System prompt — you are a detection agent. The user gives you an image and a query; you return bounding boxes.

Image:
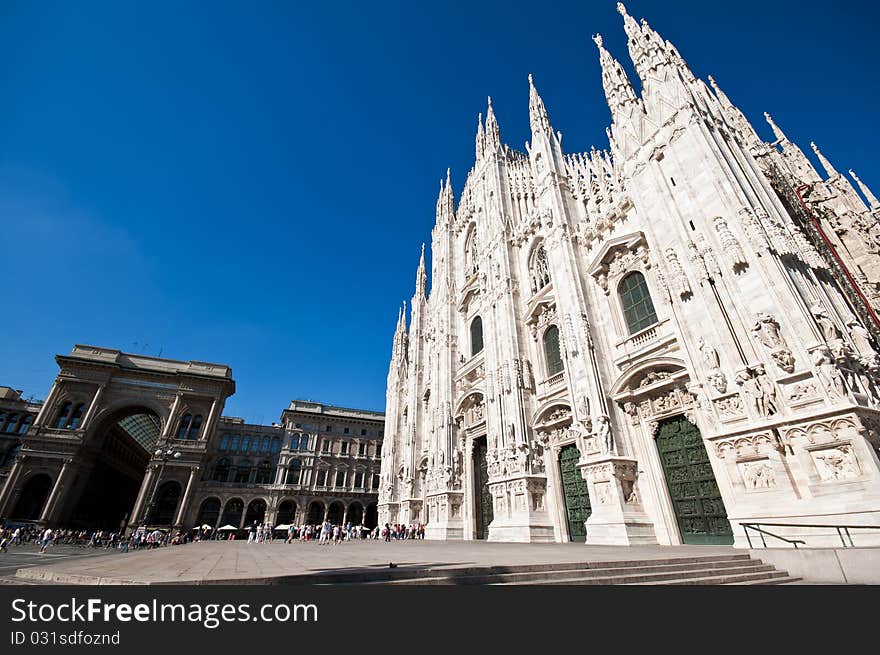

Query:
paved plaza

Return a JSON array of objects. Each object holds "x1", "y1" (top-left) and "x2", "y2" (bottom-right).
[
  {"x1": 10, "y1": 539, "x2": 753, "y2": 584},
  {"x1": 0, "y1": 544, "x2": 126, "y2": 584}
]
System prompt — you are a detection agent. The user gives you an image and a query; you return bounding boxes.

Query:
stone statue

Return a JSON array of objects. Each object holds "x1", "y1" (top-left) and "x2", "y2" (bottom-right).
[
  {"x1": 811, "y1": 304, "x2": 840, "y2": 342},
  {"x1": 847, "y1": 318, "x2": 877, "y2": 359},
  {"x1": 813, "y1": 346, "x2": 846, "y2": 397},
  {"x1": 752, "y1": 312, "x2": 785, "y2": 350},
  {"x1": 754, "y1": 365, "x2": 778, "y2": 417},
  {"x1": 594, "y1": 415, "x2": 615, "y2": 455},
  {"x1": 697, "y1": 337, "x2": 720, "y2": 370}
]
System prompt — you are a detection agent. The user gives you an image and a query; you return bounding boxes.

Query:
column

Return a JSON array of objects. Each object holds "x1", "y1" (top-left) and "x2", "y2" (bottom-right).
[
  {"x1": 38, "y1": 458, "x2": 73, "y2": 524},
  {"x1": 79, "y1": 384, "x2": 106, "y2": 431},
  {"x1": 174, "y1": 466, "x2": 199, "y2": 527},
  {"x1": 0, "y1": 455, "x2": 27, "y2": 516},
  {"x1": 129, "y1": 465, "x2": 157, "y2": 526},
  {"x1": 202, "y1": 398, "x2": 220, "y2": 441},
  {"x1": 33, "y1": 381, "x2": 61, "y2": 428},
  {"x1": 163, "y1": 393, "x2": 183, "y2": 438}
]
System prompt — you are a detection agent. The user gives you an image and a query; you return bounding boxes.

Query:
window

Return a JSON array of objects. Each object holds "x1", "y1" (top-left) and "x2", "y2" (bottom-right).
[
  {"x1": 358, "y1": 443, "x2": 367, "y2": 456},
  {"x1": 261, "y1": 436, "x2": 270, "y2": 453},
  {"x1": 213, "y1": 458, "x2": 231, "y2": 482},
  {"x1": 354, "y1": 471, "x2": 365, "y2": 487},
  {"x1": 543, "y1": 325, "x2": 564, "y2": 377},
  {"x1": 343, "y1": 427, "x2": 350, "y2": 434},
  {"x1": 250, "y1": 437, "x2": 260, "y2": 454},
  {"x1": 220, "y1": 434, "x2": 230, "y2": 451},
  {"x1": 618, "y1": 271, "x2": 658, "y2": 334},
  {"x1": 17, "y1": 414, "x2": 33, "y2": 434},
  {"x1": 68, "y1": 404, "x2": 86, "y2": 429},
  {"x1": 54, "y1": 403, "x2": 72, "y2": 429},
  {"x1": 3, "y1": 413, "x2": 19, "y2": 433},
  {"x1": 470, "y1": 316, "x2": 484, "y2": 356},
  {"x1": 234, "y1": 461, "x2": 252, "y2": 484},
  {"x1": 372, "y1": 473, "x2": 380, "y2": 489},
  {"x1": 376, "y1": 444, "x2": 382, "y2": 458},
  {"x1": 326, "y1": 425, "x2": 332, "y2": 432},
  {"x1": 271, "y1": 437, "x2": 281, "y2": 453},
  {"x1": 316, "y1": 470, "x2": 327, "y2": 486},
  {"x1": 299, "y1": 435, "x2": 310, "y2": 450},
  {"x1": 340, "y1": 442, "x2": 349, "y2": 455},
  {"x1": 187, "y1": 415, "x2": 203, "y2": 439},
  {"x1": 465, "y1": 228, "x2": 478, "y2": 277},
  {"x1": 288, "y1": 434, "x2": 299, "y2": 450},
  {"x1": 287, "y1": 459, "x2": 302, "y2": 485},
  {"x1": 255, "y1": 460, "x2": 274, "y2": 484},
  {"x1": 322, "y1": 440, "x2": 331, "y2": 453},
  {"x1": 360, "y1": 429, "x2": 367, "y2": 436},
  {"x1": 230, "y1": 435, "x2": 240, "y2": 451},
  {"x1": 177, "y1": 414, "x2": 192, "y2": 439},
  {"x1": 530, "y1": 243, "x2": 552, "y2": 295},
  {"x1": 335, "y1": 470, "x2": 346, "y2": 487}
]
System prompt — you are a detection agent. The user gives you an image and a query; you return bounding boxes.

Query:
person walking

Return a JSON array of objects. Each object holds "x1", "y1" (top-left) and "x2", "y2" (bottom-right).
[{"x1": 39, "y1": 527, "x2": 54, "y2": 553}]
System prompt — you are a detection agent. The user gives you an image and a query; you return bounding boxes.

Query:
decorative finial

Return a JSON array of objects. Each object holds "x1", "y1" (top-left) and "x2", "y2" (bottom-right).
[
  {"x1": 528, "y1": 73, "x2": 533, "y2": 85},
  {"x1": 616, "y1": 2, "x2": 628, "y2": 16},
  {"x1": 593, "y1": 33, "x2": 603, "y2": 48},
  {"x1": 487, "y1": 95, "x2": 493, "y2": 108},
  {"x1": 421, "y1": 242, "x2": 425, "y2": 257}
]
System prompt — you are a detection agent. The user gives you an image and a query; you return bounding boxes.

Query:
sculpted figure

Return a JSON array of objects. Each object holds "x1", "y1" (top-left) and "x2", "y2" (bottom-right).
[
  {"x1": 697, "y1": 337, "x2": 720, "y2": 370},
  {"x1": 813, "y1": 346, "x2": 846, "y2": 397},
  {"x1": 752, "y1": 313, "x2": 785, "y2": 350},
  {"x1": 811, "y1": 304, "x2": 841, "y2": 342},
  {"x1": 847, "y1": 318, "x2": 877, "y2": 359},
  {"x1": 594, "y1": 415, "x2": 615, "y2": 455}
]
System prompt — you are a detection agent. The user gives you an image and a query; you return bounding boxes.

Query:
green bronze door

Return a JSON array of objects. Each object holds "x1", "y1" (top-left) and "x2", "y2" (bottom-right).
[
  {"x1": 559, "y1": 444, "x2": 591, "y2": 542},
  {"x1": 657, "y1": 415, "x2": 733, "y2": 545},
  {"x1": 473, "y1": 438, "x2": 493, "y2": 540}
]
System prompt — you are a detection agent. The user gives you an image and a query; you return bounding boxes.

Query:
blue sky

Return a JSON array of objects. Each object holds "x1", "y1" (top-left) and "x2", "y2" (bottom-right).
[{"x1": 1, "y1": 0, "x2": 878, "y2": 421}]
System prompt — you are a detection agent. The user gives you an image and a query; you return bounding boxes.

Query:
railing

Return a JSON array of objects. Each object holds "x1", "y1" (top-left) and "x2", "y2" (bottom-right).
[{"x1": 742, "y1": 522, "x2": 880, "y2": 548}]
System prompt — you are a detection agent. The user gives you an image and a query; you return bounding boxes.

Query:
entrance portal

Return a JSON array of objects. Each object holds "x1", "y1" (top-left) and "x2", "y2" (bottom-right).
[
  {"x1": 10, "y1": 474, "x2": 52, "y2": 520},
  {"x1": 559, "y1": 444, "x2": 591, "y2": 542},
  {"x1": 473, "y1": 437, "x2": 493, "y2": 539},
  {"x1": 657, "y1": 415, "x2": 733, "y2": 545}
]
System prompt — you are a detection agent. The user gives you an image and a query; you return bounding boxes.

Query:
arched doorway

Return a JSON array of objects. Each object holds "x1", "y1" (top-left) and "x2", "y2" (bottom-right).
[
  {"x1": 347, "y1": 502, "x2": 364, "y2": 525},
  {"x1": 365, "y1": 502, "x2": 378, "y2": 529},
  {"x1": 10, "y1": 474, "x2": 52, "y2": 520},
  {"x1": 326, "y1": 501, "x2": 344, "y2": 525},
  {"x1": 306, "y1": 501, "x2": 324, "y2": 525},
  {"x1": 196, "y1": 498, "x2": 221, "y2": 527},
  {"x1": 277, "y1": 500, "x2": 296, "y2": 525},
  {"x1": 220, "y1": 498, "x2": 244, "y2": 527},
  {"x1": 64, "y1": 407, "x2": 162, "y2": 530},
  {"x1": 559, "y1": 444, "x2": 591, "y2": 542},
  {"x1": 473, "y1": 436, "x2": 493, "y2": 539},
  {"x1": 150, "y1": 481, "x2": 181, "y2": 525},
  {"x1": 656, "y1": 415, "x2": 733, "y2": 545},
  {"x1": 243, "y1": 499, "x2": 267, "y2": 526}
]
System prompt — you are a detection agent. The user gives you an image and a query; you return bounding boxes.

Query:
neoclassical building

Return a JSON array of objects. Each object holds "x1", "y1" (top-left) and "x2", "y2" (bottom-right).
[
  {"x1": 0, "y1": 346, "x2": 383, "y2": 532},
  {"x1": 379, "y1": 4, "x2": 880, "y2": 546}
]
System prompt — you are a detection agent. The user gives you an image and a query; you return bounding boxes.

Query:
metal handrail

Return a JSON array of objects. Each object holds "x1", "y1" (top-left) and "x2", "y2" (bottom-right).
[{"x1": 742, "y1": 522, "x2": 880, "y2": 548}]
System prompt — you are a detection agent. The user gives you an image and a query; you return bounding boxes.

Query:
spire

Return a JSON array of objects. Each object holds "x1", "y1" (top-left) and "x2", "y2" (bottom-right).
[
  {"x1": 617, "y1": 2, "x2": 668, "y2": 80},
  {"x1": 475, "y1": 112, "x2": 485, "y2": 160},
  {"x1": 528, "y1": 73, "x2": 553, "y2": 135},
  {"x1": 593, "y1": 33, "x2": 639, "y2": 117},
  {"x1": 415, "y1": 243, "x2": 427, "y2": 297},
  {"x1": 811, "y1": 141, "x2": 840, "y2": 178},
  {"x1": 707, "y1": 75, "x2": 733, "y2": 109},
  {"x1": 436, "y1": 167, "x2": 455, "y2": 222},
  {"x1": 484, "y1": 96, "x2": 502, "y2": 153},
  {"x1": 764, "y1": 112, "x2": 788, "y2": 144},
  {"x1": 850, "y1": 169, "x2": 880, "y2": 210}
]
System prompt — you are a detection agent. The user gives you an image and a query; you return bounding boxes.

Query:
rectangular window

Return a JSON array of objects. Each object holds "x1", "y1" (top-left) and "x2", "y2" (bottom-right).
[
  {"x1": 344, "y1": 427, "x2": 350, "y2": 434},
  {"x1": 361, "y1": 428, "x2": 367, "y2": 436},
  {"x1": 371, "y1": 474, "x2": 380, "y2": 489},
  {"x1": 340, "y1": 442, "x2": 349, "y2": 455},
  {"x1": 335, "y1": 471, "x2": 346, "y2": 487},
  {"x1": 358, "y1": 443, "x2": 367, "y2": 456},
  {"x1": 354, "y1": 471, "x2": 365, "y2": 487},
  {"x1": 322, "y1": 440, "x2": 331, "y2": 453},
  {"x1": 376, "y1": 444, "x2": 382, "y2": 458},
  {"x1": 326, "y1": 425, "x2": 332, "y2": 432},
  {"x1": 316, "y1": 470, "x2": 327, "y2": 486}
]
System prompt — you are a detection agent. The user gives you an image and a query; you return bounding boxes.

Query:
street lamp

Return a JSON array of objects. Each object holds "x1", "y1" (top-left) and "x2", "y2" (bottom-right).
[{"x1": 141, "y1": 447, "x2": 181, "y2": 529}]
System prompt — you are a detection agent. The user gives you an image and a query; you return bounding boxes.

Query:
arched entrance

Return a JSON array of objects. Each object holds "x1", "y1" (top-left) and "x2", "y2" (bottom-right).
[
  {"x1": 244, "y1": 499, "x2": 267, "y2": 526},
  {"x1": 365, "y1": 503, "x2": 378, "y2": 529},
  {"x1": 656, "y1": 415, "x2": 733, "y2": 545},
  {"x1": 277, "y1": 500, "x2": 296, "y2": 525},
  {"x1": 220, "y1": 498, "x2": 244, "y2": 527},
  {"x1": 306, "y1": 501, "x2": 324, "y2": 524},
  {"x1": 473, "y1": 436, "x2": 492, "y2": 539},
  {"x1": 196, "y1": 498, "x2": 221, "y2": 527},
  {"x1": 326, "y1": 501, "x2": 344, "y2": 525},
  {"x1": 347, "y1": 501, "x2": 363, "y2": 525},
  {"x1": 10, "y1": 474, "x2": 52, "y2": 520},
  {"x1": 150, "y1": 481, "x2": 182, "y2": 526},
  {"x1": 64, "y1": 407, "x2": 162, "y2": 531},
  {"x1": 559, "y1": 443, "x2": 591, "y2": 542}
]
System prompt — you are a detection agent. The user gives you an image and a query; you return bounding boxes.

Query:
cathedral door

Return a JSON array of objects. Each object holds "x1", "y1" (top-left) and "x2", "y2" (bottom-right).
[
  {"x1": 473, "y1": 438, "x2": 493, "y2": 539},
  {"x1": 657, "y1": 415, "x2": 733, "y2": 545},
  {"x1": 559, "y1": 444, "x2": 591, "y2": 542}
]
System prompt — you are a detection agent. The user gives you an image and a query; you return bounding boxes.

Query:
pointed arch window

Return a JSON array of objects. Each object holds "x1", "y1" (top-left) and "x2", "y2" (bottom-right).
[
  {"x1": 618, "y1": 271, "x2": 657, "y2": 334},
  {"x1": 470, "y1": 316, "x2": 484, "y2": 357},
  {"x1": 543, "y1": 325, "x2": 564, "y2": 377},
  {"x1": 530, "y1": 243, "x2": 552, "y2": 295}
]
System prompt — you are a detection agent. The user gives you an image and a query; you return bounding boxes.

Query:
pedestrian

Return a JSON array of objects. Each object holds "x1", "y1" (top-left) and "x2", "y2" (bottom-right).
[{"x1": 39, "y1": 527, "x2": 54, "y2": 553}]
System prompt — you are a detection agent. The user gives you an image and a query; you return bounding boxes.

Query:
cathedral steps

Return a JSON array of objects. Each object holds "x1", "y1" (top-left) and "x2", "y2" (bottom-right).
[{"x1": 325, "y1": 554, "x2": 797, "y2": 585}]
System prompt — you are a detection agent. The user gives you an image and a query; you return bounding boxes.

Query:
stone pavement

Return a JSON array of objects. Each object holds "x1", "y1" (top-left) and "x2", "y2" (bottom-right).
[{"x1": 13, "y1": 539, "x2": 747, "y2": 584}]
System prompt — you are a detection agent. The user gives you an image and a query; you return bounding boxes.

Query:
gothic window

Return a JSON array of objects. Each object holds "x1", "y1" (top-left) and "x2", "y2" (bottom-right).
[
  {"x1": 177, "y1": 414, "x2": 192, "y2": 439},
  {"x1": 530, "y1": 244, "x2": 552, "y2": 295},
  {"x1": 618, "y1": 271, "x2": 658, "y2": 334},
  {"x1": 213, "y1": 458, "x2": 231, "y2": 482},
  {"x1": 287, "y1": 459, "x2": 302, "y2": 484},
  {"x1": 186, "y1": 415, "x2": 203, "y2": 439},
  {"x1": 54, "y1": 403, "x2": 72, "y2": 429},
  {"x1": 543, "y1": 325, "x2": 564, "y2": 377},
  {"x1": 471, "y1": 316, "x2": 484, "y2": 356},
  {"x1": 464, "y1": 228, "x2": 478, "y2": 278}
]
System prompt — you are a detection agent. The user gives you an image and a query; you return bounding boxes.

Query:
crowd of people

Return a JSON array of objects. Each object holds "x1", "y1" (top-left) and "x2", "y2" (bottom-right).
[{"x1": 0, "y1": 520, "x2": 428, "y2": 554}]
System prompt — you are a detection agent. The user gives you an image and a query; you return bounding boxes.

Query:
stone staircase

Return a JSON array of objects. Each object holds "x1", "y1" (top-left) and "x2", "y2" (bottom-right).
[{"x1": 312, "y1": 553, "x2": 797, "y2": 585}]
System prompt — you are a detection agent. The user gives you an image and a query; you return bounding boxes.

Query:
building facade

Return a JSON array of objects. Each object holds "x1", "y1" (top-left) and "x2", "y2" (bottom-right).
[
  {"x1": 0, "y1": 346, "x2": 383, "y2": 532},
  {"x1": 380, "y1": 4, "x2": 880, "y2": 547}
]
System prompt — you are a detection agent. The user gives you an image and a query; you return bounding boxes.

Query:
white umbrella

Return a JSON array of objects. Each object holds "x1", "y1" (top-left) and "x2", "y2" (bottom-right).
[
  {"x1": 274, "y1": 524, "x2": 290, "y2": 531},
  {"x1": 217, "y1": 525, "x2": 238, "y2": 531},
  {"x1": 200, "y1": 524, "x2": 213, "y2": 530}
]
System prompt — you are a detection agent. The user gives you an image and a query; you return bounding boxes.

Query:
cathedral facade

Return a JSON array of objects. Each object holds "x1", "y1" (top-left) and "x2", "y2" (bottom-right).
[{"x1": 379, "y1": 3, "x2": 880, "y2": 546}]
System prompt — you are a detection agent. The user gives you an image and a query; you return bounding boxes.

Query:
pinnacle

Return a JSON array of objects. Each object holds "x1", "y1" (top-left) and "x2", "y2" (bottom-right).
[{"x1": 593, "y1": 33, "x2": 603, "y2": 48}]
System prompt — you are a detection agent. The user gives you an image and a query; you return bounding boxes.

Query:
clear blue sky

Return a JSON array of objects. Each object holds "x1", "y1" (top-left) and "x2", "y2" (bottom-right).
[{"x1": 2, "y1": 0, "x2": 878, "y2": 421}]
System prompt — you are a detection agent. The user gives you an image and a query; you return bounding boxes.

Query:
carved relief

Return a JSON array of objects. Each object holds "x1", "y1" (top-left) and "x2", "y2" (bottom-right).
[
  {"x1": 751, "y1": 313, "x2": 794, "y2": 373},
  {"x1": 712, "y1": 216, "x2": 748, "y2": 270},
  {"x1": 811, "y1": 445, "x2": 860, "y2": 482},
  {"x1": 740, "y1": 460, "x2": 776, "y2": 490}
]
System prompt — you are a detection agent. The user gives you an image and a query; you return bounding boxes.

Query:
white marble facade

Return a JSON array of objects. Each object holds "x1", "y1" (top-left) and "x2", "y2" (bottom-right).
[{"x1": 379, "y1": 4, "x2": 880, "y2": 547}]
